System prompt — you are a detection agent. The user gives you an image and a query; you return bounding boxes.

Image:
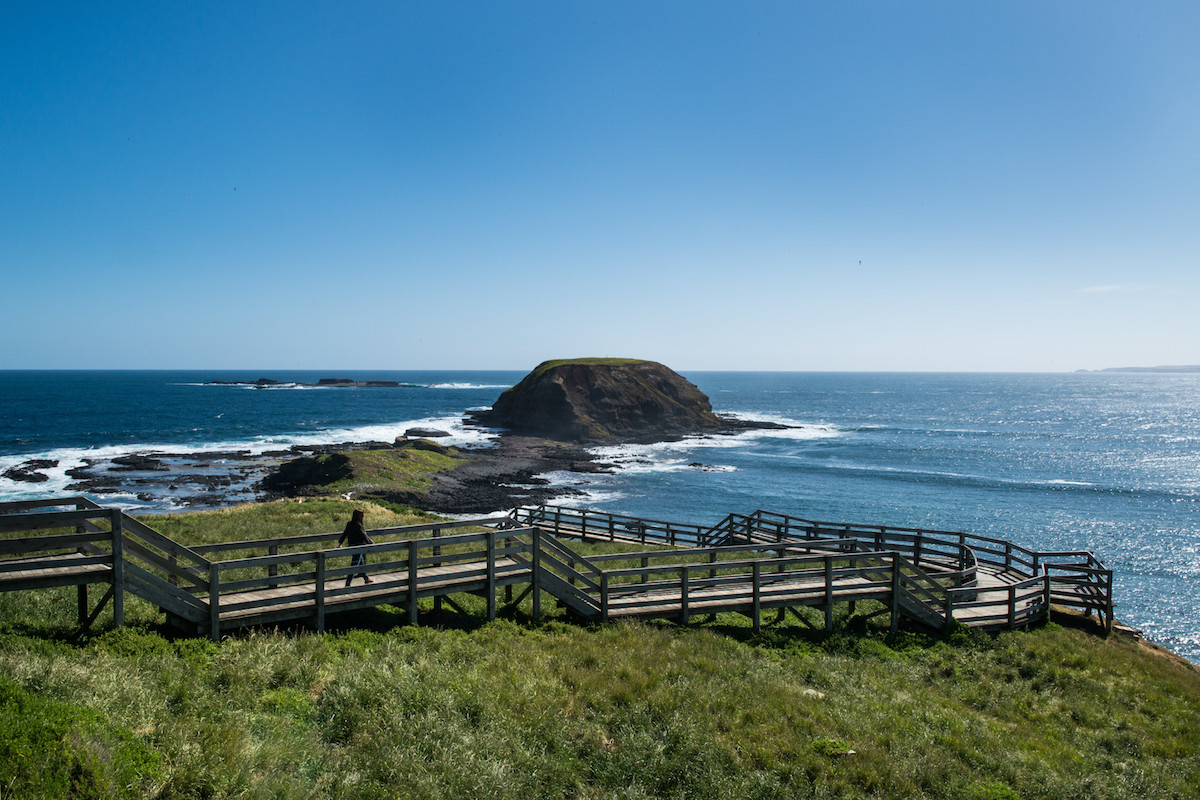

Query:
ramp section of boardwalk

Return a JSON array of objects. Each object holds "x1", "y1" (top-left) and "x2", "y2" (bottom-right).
[
  {"x1": 512, "y1": 505, "x2": 1115, "y2": 631},
  {"x1": 2, "y1": 498, "x2": 1114, "y2": 639}
]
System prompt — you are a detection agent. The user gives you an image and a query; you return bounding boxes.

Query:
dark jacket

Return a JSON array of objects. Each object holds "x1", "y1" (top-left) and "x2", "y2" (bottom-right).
[{"x1": 338, "y1": 520, "x2": 373, "y2": 547}]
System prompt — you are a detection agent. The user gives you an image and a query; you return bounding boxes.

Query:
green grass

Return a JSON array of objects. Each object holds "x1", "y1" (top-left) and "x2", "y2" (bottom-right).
[
  {"x1": 322, "y1": 446, "x2": 463, "y2": 496},
  {"x1": 2, "y1": 503, "x2": 1199, "y2": 799},
  {"x1": 527, "y1": 357, "x2": 653, "y2": 381},
  {"x1": 142, "y1": 498, "x2": 443, "y2": 548},
  {"x1": 266, "y1": 444, "x2": 466, "y2": 503}
]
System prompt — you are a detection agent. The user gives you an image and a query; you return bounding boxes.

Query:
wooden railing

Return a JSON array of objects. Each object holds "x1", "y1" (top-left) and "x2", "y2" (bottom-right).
[
  {"x1": 734, "y1": 509, "x2": 1114, "y2": 629},
  {"x1": 0, "y1": 497, "x2": 210, "y2": 628},
  {"x1": 203, "y1": 524, "x2": 536, "y2": 639},
  {"x1": 2, "y1": 498, "x2": 1114, "y2": 639},
  {"x1": 511, "y1": 505, "x2": 709, "y2": 547},
  {"x1": 510, "y1": 504, "x2": 1115, "y2": 631}
]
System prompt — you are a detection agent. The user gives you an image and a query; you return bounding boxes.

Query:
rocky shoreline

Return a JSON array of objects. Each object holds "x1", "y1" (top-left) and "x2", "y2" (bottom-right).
[{"x1": 4, "y1": 415, "x2": 786, "y2": 514}]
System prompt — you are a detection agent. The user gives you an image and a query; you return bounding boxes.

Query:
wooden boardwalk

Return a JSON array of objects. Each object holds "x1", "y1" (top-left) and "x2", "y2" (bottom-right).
[{"x1": 1, "y1": 498, "x2": 1114, "y2": 640}]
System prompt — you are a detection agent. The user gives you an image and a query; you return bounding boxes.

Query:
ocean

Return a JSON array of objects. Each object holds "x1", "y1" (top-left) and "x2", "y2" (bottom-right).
[{"x1": 2, "y1": 370, "x2": 1197, "y2": 661}]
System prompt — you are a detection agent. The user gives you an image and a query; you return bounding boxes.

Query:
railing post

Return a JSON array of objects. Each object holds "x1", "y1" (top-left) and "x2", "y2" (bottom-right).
[
  {"x1": 601, "y1": 574, "x2": 609, "y2": 623},
  {"x1": 110, "y1": 510, "x2": 125, "y2": 629},
  {"x1": 530, "y1": 527, "x2": 540, "y2": 623},
  {"x1": 890, "y1": 554, "x2": 900, "y2": 632},
  {"x1": 77, "y1": 584, "x2": 88, "y2": 627},
  {"x1": 486, "y1": 531, "x2": 496, "y2": 620},
  {"x1": 75, "y1": 514, "x2": 89, "y2": 624},
  {"x1": 680, "y1": 566, "x2": 690, "y2": 625},
  {"x1": 315, "y1": 551, "x2": 326, "y2": 634},
  {"x1": 268, "y1": 544, "x2": 279, "y2": 588},
  {"x1": 433, "y1": 527, "x2": 443, "y2": 615},
  {"x1": 752, "y1": 561, "x2": 761, "y2": 632},
  {"x1": 1043, "y1": 567, "x2": 1052, "y2": 623},
  {"x1": 1105, "y1": 570, "x2": 1114, "y2": 633},
  {"x1": 1008, "y1": 584, "x2": 1017, "y2": 629},
  {"x1": 209, "y1": 562, "x2": 221, "y2": 641},
  {"x1": 408, "y1": 540, "x2": 419, "y2": 625},
  {"x1": 824, "y1": 554, "x2": 834, "y2": 632}
]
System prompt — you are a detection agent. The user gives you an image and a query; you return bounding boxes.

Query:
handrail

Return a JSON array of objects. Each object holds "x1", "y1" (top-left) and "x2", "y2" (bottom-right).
[
  {"x1": 0, "y1": 498, "x2": 1113, "y2": 638},
  {"x1": 191, "y1": 516, "x2": 511, "y2": 555}
]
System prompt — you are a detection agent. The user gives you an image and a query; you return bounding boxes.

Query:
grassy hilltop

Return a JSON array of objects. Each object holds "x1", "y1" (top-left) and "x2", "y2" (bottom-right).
[{"x1": 1, "y1": 500, "x2": 1198, "y2": 800}]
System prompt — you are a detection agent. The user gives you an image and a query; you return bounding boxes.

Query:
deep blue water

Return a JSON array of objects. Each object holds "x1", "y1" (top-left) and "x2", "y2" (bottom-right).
[{"x1": 2, "y1": 370, "x2": 1197, "y2": 661}]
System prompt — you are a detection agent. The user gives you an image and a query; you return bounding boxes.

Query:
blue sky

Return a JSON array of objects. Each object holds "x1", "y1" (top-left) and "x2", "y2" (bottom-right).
[{"x1": 3, "y1": 2, "x2": 1197, "y2": 372}]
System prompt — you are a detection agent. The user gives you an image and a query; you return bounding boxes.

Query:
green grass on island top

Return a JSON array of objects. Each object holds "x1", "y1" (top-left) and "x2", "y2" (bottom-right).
[
  {"x1": 527, "y1": 357, "x2": 656, "y2": 380},
  {"x1": 1, "y1": 500, "x2": 1199, "y2": 800}
]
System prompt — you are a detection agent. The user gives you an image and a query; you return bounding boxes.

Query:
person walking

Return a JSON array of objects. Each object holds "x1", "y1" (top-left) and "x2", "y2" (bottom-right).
[{"x1": 338, "y1": 508, "x2": 374, "y2": 586}]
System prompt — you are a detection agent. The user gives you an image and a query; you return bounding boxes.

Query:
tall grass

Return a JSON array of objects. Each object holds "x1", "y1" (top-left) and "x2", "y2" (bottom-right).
[{"x1": 1, "y1": 502, "x2": 1198, "y2": 799}]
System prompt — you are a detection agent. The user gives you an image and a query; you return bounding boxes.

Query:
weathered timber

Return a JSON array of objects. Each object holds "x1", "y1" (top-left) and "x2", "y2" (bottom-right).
[{"x1": 0, "y1": 499, "x2": 1115, "y2": 638}]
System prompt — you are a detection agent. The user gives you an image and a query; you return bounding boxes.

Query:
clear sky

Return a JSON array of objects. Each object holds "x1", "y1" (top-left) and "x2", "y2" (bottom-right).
[{"x1": 3, "y1": 2, "x2": 1197, "y2": 372}]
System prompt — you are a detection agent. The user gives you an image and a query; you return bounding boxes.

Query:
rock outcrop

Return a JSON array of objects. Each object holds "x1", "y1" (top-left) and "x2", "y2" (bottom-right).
[{"x1": 475, "y1": 358, "x2": 724, "y2": 443}]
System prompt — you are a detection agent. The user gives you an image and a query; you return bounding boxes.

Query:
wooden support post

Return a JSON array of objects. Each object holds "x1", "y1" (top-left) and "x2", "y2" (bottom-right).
[
  {"x1": 1008, "y1": 584, "x2": 1017, "y2": 629},
  {"x1": 532, "y1": 529, "x2": 542, "y2": 622},
  {"x1": 890, "y1": 554, "x2": 900, "y2": 633},
  {"x1": 824, "y1": 555, "x2": 834, "y2": 632},
  {"x1": 433, "y1": 527, "x2": 443, "y2": 615},
  {"x1": 315, "y1": 551, "x2": 326, "y2": 634},
  {"x1": 1042, "y1": 568, "x2": 1051, "y2": 623},
  {"x1": 79, "y1": 586, "x2": 114, "y2": 631},
  {"x1": 408, "y1": 540, "x2": 419, "y2": 626},
  {"x1": 601, "y1": 574, "x2": 609, "y2": 623},
  {"x1": 680, "y1": 567, "x2": 690, "y2": 625},
  {"x1": 77, "y1": 584, "x2": 88, "y2": 627},
  {"x1": 752, "y1": 561, "x2": 761, "y2": 632},
  {"x1": 709, "y1": 551, "x2": 718, "y2": 583},
  {"x1": 209, "y1": 562, "x2": 221, "y2": 641},
  {"x1": 268, "y1": 545, "x2": 279, "y2": 589},
  {"x1": 110, "y1": 510, "x2": 125, "y2": 628},
  {"x1": 486, "y1": 531, "x2": 496, "y2": 621},
  {"x1": 1105, "y1": 570, "x2": 1114, "y2": 634},
  {"x1": 641, "y1": 556, "x2": 649, "y2": 586}
]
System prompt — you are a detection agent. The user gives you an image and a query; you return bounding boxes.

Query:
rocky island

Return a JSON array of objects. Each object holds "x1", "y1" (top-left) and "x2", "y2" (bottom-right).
[{"x1": 472, "y1": 357, "x2": 724, "y2": 442}]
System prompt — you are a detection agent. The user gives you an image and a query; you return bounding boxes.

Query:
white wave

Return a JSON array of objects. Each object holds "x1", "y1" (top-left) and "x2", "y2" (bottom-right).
[
  {"x1": 428, "y1": 383, "x2": 510, "y2": 390},
  {"x1": 241, "y1": 383, "x2": 321, "y2": 390},
  {"x1": 719, "y1": 412, "x2": 843, "y2": 441}
]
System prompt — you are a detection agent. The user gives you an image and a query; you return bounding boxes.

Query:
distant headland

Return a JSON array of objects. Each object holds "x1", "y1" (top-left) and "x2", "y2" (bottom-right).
[{"x1": 1076, "y1": 365, "x2": 1200, "y2": 374}]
